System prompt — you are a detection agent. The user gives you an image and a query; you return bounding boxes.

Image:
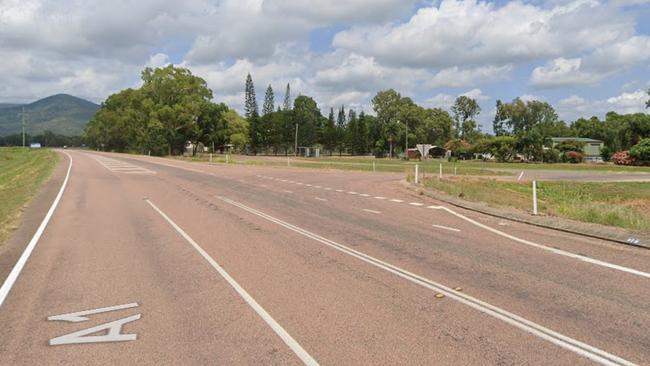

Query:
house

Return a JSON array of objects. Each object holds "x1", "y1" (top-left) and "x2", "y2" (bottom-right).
[{"x1": 551, "y1": 137, "x2": 604, "y2": 162}]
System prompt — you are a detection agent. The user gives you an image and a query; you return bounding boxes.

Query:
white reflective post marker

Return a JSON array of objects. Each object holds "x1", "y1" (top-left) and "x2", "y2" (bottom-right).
[
  {"x1": 415, "y1": 164, "x2": 419, "y2": 184},
  {"x1": 532, "y1": 180, "x2": 538, "y2": 215},
  {"x1": 373, "y1": 161, "x2": 376, "y2": 172},
  {"x1": 439, "y1": 163, "x2": 443, "y2": 179},
  {"x1": 209, "y1": 153, "x2": 212, "y2": 163}
]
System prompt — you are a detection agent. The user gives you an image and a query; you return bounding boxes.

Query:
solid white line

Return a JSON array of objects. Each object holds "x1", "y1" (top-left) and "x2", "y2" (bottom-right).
[
  {"x1": 146, "y1": 200, "x2": 318, "y2": 366},
  {"x1": 314, "y1": 197, "x2": 328, "y2": 202},
  {"x1": 215, "y1": 196, "x2": 634, "y2": 366},
  {"x1": 437, "y1": 206, "x2": 650, "y2": 279},
  {"x1": 432, "y1": 224, "x2": 461, "y2": 232},
  {"x1": 362, "y1": 209, "x2": 381, "y2": 214},
  {"x1": 0, "y1": 151, "x2": 73, "y2": 307}
]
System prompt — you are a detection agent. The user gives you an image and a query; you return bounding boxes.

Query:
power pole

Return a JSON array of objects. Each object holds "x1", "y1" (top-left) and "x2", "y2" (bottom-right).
[
  {"x1": 404, "y1": 120, "x2": 408, "y2": 158},
  {"x1": 22, "y1": 106, "x2": 26, "y2": 148},
  {"x1": 294, "y1": 123, "x2": 299, "y2": 156}
]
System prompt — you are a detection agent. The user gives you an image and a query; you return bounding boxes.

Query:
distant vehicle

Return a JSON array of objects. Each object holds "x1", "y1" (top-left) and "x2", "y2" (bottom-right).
[
  {"x1": 29, "y1": 143, "x2": 41, "y2": 149},
  {"x1": 63, "y1": 145, "x2": 68, "y2": 149}
]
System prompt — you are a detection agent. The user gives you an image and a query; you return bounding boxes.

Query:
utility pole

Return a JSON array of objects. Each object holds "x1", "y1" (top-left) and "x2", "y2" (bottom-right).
[
  {"x1": 404, "y1": 120, "x2": 408, "y2": 158},
  {"x1": 21, "y1": 106, "x2": 26, "y2": 148},
  {"x1": 294, "y1": 123, "x2": 299, "y2": 156}
]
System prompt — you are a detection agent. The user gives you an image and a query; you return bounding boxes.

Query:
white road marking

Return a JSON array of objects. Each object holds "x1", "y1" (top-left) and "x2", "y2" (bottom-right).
[
  {"x1": 49, "y1": 314, "x2": 141, "y2": 346},
  {"x1": 335, "y1": 189, "x2": 344, "y2": 192},
  {"x1": 215, "y1": 196, "x2": 635, "y2": 366},
  {"x1": 374, "y1": 196, "x2": 387, "y2": 200},
  {"x1": 283, "y1": 190, "x2": 294, "y2": 194},
  {"x1": 347, "y1": 191, "x2": 358, "y2": 195},
  {"x1": 390, "y1": 199, "x2": 404, "y2": 203},
  {"x1": 147, "y1": 200, "x2": 319, "y2": 366},
  {"x1": 296, "y1": 182, "x2": 304, "y2": 185},
  {"x1": 48, "y1": 303, "x2": 139, "y2": 323},
  {"x1": 305, "y1": 184, "x2": 312, "y2": 187},
  {"x1": 362, "y1": 209, "x2": 381, "y2": 214},
  {"x1": 431, "y1": 205, "x2": 650, "y2": 279},
  {"x1": 0, "y1": 152, "x2": 73, "y2": 307},
  {"x1": 409, "y1": 202, "x2": 424, "y2": 206},
  {"x1": 314, "y1": 185, "x2": 322, "y2": 189},
  {"x1": 314, "y1": 197, "x2": 328, "y2": 202},
  {"x1": 432, "y1": 224, "x2": 461, "y2": 232},
  {"x1": 90, "y1": 154, "x2": 154, "y2": 174},
  {"x1": 324, "y1": 188, "x2": 332, "y2": 191},
  {"x1": 359, "y1": 194, "x2": 371, "y2": 197}
]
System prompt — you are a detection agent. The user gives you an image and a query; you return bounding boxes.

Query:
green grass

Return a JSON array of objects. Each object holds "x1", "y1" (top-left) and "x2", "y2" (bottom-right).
[
  {"x1": 170, "y1": 154, "x2": 510, "y2": 176},
  {"x1": 0, "y1": 147, "x2": 58, "y2": 244},
  {"x1": 421, "y1": 177, "x2": 650, "y2": 232}
]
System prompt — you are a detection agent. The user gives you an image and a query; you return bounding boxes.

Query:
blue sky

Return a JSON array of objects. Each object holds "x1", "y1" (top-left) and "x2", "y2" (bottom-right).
[{"x1": 1, "y1": 0, "x2": 649, "y2": 133}]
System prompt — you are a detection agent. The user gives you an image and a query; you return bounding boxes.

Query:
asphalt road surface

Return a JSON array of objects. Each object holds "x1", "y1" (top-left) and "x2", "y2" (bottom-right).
[{"x1": 1, "y1": 150, "x2": 649, "y2": 365}]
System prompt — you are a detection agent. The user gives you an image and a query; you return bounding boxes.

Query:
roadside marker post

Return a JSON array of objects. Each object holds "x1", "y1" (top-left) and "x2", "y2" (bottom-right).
[
  {"x1": 454, "y1": 165, "x2": 457, "y2": 176},
  {"x1": 439, "y1": 163, "x2": 443, "y2": 179},
  {"x1": 532, "y1": 180, "x2": 538, "y2": 215},
  {"x1": 415, "y1": 164, "x2": 418, "y2": 184},
  {"x1": 287, "y1": 156, "x2": 290, "y2": 167},
  {"x1": 373, "y1": 161, "x2": 376, "y2": 172},
  {"x1": 226, "y1": 154, "x2": 229, "y2": 164},
  {"x1": 209, "y1": 153, "x2": 212, "y2": 163}
]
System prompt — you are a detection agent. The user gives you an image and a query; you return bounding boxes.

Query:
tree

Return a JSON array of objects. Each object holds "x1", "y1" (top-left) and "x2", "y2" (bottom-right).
[
  {"x1": 372, "y1": 89, "x2": 403, "y2": 157},
  {"x1": 646, "y1": 87, "x2": 650, "y2": 109},
  {"x1": 293, "y1": 95, "x2": 321, "y2": 147},
  {"x1": 630, "y1": 138, "x2": 650, "y2": 164},
  {"x1": 492, "y1": 100, "x2": 508, "y2": 136},
  {"x1": 336, "y1": 105, "x2": 347, "y2": 155},
  {"x1": 451, "y1": 96, "x2": 481, "y2": 139},
  {"x1": 262, "y1": 84, "x2": 274, "y2": 116},
  {"x1": 283, "y1": 83, "x2": 291, "y2": 111},
  {"x1": 323, "y1": 108, "x2": 337, "y2": 154},
  {"x1": 244, "y1": 73, "x2": 258, "y2": 119}
]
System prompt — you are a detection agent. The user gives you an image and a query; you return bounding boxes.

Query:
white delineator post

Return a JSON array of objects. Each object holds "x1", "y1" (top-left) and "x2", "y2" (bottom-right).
[
  {"x1": 439, "y1": 163, "x2": 443, "y2": 179},
  {"x1": 532, "y1": 180, "x2": 538, "y2": 215},
  {"x1": 454, "y1": 165, "x2": 457, "y2": 176},
  {"x1": 226, "y1": 154, "x2": 229, "y2": 164},
  {"x1": 414, "y1": 164, "x2": 419, "y2": 184},
  {"x1": 287, "y1": 156, "x2": 290, "y2": 167},
  {"x1": 209, "y1": 153, "x2": 212, "y2": 163},
  {"x1": 373, "y1": 161, "x2": 376, "y2": 172}
]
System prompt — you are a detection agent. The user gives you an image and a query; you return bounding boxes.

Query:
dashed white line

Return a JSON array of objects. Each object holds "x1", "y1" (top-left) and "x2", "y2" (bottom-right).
[
  {"x1": 215, "y1": 196, "x2": 635, "y2": 366},
  {"x1": 283, "y1": 190, "x2": 293, "y2": 194},
  {"x1": 390, "y1": 199, "x2": 404, "y2": 203},
  {"x1": 374, "y1": 196, "x2": 387, "y2": 200},
  {"x1": 432, "y1": 224, "x2": 461, "y2": 232},
  {"x1": 324, "y1": 188, "x2": 332, "y2": 191},
  {"x1": 314, "y1": 197, "x2": 328, "y2": 202},
  {"x1": 409, "y1": 202, "x2": 424, "y2": 207},
  {"x1": 362, "y1": 209, "x2": 381, "y2": 214},
  {"x1": 359, "y1": 194, "x2": 371, "y2": 197},
  {"x1": 335, "y1": 189, "x2": 344, "y2": 192},
  {"x1": 347, "y1": 192, "x2": 358, "y2": 195}
]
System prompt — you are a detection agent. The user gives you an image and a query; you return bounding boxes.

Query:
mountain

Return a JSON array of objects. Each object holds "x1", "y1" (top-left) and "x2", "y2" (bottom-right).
[{"x1": 0, "y1": 94, "x2": 99, "y2": 136}]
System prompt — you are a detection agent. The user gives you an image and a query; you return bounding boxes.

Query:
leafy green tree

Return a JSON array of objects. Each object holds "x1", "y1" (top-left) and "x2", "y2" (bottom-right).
[
  {"x1": 262, "y1": 84, "x2": 274, "y2": 116},
  {"x1": 372, "y1": 89, "x2": 404, "y2": 157},
  {"x1": 646, "y1": 88, "x2": 650, "y2": 109},
  {"x1": 556, "y1": 140, "x2": 586, "y2": 153},
  {"x1": 293, "y1": 95, "x2": 321, "y2": 147},
  {"x1": 630, "y1": 138, "x2": 650, "y2": 164},
  {"x1": 451, "y1": 96, "x2": 481, "y2": 139}
]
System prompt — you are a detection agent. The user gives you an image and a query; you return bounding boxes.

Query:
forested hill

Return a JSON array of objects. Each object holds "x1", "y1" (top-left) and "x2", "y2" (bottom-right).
[{"x1": 0, "y1": 94, "x2": 99, "y2": 136}]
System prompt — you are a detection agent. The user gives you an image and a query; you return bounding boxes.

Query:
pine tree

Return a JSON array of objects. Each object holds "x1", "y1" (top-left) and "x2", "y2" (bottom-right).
[
  {"x1": 263, "y1": 84, "x2": 274, "y2": 116},
  {"x1": 336, "y1": 105, "x2": 347, "y2": 155},
  {"x1": 283, "y1": 83, "x2": 291, "y2": 111},
  {"x1": 244, "y1": 73, "x2": 258, "y2": 119}
]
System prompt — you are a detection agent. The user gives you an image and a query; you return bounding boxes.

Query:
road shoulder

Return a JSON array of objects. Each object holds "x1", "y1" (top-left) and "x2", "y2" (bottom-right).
[{"x1": 0, "y1": 150, "x2": 68, "y2": 284}]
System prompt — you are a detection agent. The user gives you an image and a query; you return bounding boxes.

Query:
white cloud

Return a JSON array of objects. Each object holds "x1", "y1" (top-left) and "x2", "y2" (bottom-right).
[
  {"x1": 428, "y1": 65, "x2": 512, "y2": 88},
  {"x1": 332, "y1": 0, "x2": 633, "y2": 68},
  {"x1": 530, "y1": 58, "x2": 603, "y2": 87},
  {"x1": 604, "y1": 89, "x2": 648, "y2": 114}
]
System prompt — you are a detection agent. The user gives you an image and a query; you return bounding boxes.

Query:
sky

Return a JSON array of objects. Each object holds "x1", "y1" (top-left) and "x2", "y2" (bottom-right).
[{"x1": 1, "y1": 0, "x2": 649, "y2": 132}]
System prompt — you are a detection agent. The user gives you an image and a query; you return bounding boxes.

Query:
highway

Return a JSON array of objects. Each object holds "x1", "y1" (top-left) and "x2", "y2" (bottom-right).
[{"x1": 1, "y1": 150, "x2": 649, "y2": 365}]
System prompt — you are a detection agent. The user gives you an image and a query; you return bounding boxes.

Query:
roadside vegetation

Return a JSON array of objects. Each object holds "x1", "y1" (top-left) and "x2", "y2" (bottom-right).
[
  {"x1": 421, "y1": 177, "x2": 650, "y2": 232},
  {"x1": 83, "y1": 65, "x2": 650, "y2": 170},
  {"x1": 0, "y1": 147, "x2": 58, "y2": 244}
]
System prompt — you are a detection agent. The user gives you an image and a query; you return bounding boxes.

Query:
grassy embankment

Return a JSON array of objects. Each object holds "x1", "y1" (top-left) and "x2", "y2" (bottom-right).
[
  {"x1": 421, "y1": 177, "x2": 650, "y2": 231},
  {"x1": 0, "y1": 147, "x2": 58, "y2": 244}
]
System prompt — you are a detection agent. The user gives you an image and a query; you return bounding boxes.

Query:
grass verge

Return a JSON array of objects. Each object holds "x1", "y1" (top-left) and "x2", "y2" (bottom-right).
[
  {"x1": 421, "y1": 177, "x2": 650, "y2": 232},
  {"x1": 0, "y1": 147, "x2": 58, "y2": 244}
]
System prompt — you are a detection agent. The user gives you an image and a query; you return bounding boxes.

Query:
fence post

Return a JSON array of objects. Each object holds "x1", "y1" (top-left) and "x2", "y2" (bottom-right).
[
  {"x1": 532, "y1": 180, "x2": 538, "y2": 215},
  {"x1": 415, "y1": 164, "x2": 419, "y2": 184}
]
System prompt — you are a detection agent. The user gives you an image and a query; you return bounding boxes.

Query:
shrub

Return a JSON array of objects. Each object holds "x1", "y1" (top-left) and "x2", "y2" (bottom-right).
[
  {"x1": 600, "y1": 146, "x2": 612, "y2": 162},
  {"x1": 629, "y1": 138, "x2": 650, "y2": 165},
  {"x1": 565, "y1": 151, "x2": 583, "y2": 163},
  {"x1": 612, "y1": 150, "x2": 634, "y2": 166},
  {"x1": 543, "y1": 148, "x2": 561, "y2": 163},
  {"x1": 556, "y1": 140, "x2": 586, "y2": 153}
]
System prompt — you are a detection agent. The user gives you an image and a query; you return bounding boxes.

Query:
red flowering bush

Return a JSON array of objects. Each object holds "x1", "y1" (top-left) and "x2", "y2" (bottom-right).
[{"x1": 612, "y1": 151, "x2": 634, "y2": 166}]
